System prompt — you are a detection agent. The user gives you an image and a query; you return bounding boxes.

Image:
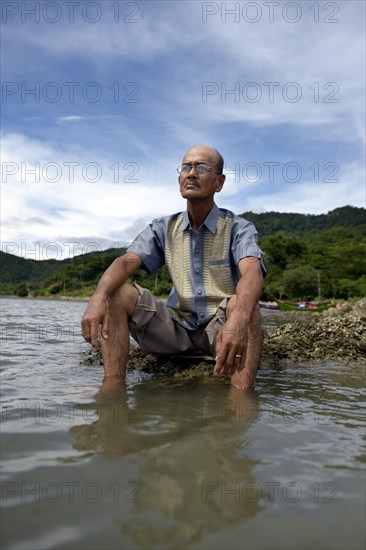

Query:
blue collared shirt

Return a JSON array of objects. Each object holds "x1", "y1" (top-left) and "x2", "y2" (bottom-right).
[{"x1": 127, "y1": 204, "x2": 266, "y2": 329}]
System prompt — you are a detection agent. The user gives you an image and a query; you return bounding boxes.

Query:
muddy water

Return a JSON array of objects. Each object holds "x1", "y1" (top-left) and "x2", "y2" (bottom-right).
[{"x1": 1, "y1": 298, "x2": 365, "y2": 549}]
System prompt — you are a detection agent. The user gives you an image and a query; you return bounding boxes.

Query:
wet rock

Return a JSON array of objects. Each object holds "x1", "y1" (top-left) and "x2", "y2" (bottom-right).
[
  {"x1": 80, "y1": 299, "x2": 366, "y2": 376},
  {"x1": 79, "y1": 346, "x2": 215, "y2": 380},
  {"x1": 262, "y1": 298, "x2": 366, "y2": 365},
  {"x1": 125, "y1": 346, "x2": 214, "y2": 379}
]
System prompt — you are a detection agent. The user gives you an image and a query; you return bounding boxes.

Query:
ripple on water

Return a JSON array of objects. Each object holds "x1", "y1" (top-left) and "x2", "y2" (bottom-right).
[{"x1": 1, "y1": 298, "x2": 365, "y2": 550}]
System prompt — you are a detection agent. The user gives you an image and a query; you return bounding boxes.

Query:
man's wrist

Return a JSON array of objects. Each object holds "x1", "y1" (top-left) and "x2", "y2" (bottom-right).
[
  {"x1": 230, "y1": 306, "x2": 251, "y2": 325},
  {"x1": 92, "y1": 290, "x2": 108, "y2": 303}
]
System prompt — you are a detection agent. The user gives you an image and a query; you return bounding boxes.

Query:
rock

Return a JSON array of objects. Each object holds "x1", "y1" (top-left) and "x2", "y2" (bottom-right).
[
  {"x1": 79, "y1": 346, "x2": 215, "y2": 381},
  {"x1": 80, "y1": 299, "x2": 366, "y2": 376},
  {"x1": 262, "y1": 298, "x2": 366, "y2": 365}
]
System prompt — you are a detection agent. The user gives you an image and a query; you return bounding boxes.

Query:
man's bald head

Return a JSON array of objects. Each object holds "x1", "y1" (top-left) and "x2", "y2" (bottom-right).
[{"x1": 182, "y1": 145, "x2": 224, "y2": 174}]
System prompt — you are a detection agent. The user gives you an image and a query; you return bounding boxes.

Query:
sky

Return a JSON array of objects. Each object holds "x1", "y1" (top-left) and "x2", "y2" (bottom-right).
[{"x1": 1, "y1": 0, "x2": 365, "y2": 259}]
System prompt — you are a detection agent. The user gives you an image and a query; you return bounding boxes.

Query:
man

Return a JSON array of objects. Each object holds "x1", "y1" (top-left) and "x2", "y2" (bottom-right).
[{"x1": 81, "y1": 145, "x2": 266, "y2": 388}]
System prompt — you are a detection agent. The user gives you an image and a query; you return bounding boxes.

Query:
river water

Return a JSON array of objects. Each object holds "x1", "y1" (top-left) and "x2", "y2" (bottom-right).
[{"x1": 1, "y1": 298, "x2": 365, "y2": 550}]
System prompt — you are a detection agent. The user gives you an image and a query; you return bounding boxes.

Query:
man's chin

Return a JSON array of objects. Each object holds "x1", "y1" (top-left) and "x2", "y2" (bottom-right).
[{"x1": 181, "y1": 189, "x2": 199, "y2": 199}]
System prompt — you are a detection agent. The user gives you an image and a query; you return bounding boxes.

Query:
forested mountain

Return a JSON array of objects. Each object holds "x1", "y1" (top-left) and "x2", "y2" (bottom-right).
[
  {"x1": 241, "y1": 206, "x2": 365, "y2": 237},
  {"x1": 1, "y1": 206, "x2": 365, "y2": 300},
  {"x1": 0, "y1": 248, "x2": 125, "y2": 297},
  {"x1": 0, "y1": 251, "x2": 63, "y2": 285}
]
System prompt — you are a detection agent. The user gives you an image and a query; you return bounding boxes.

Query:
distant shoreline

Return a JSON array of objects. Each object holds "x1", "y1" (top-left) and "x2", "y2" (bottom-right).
[{"x1": 0, "y1": 294, "x2": 89, "y2": 303}]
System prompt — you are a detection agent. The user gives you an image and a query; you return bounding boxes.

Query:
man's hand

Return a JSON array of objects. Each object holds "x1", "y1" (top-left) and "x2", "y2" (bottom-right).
[
  {"x1": 214, "y1": 311, "x2": 249, "y2": 376},
  {"x1": 214, "y1": 256, "x2": 263, "y2": 381},
  {"x1": 81, "y1": 296, "x2": 109, "y2": 350}
]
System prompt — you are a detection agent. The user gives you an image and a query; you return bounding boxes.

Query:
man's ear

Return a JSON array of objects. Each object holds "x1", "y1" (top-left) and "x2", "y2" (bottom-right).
[{"x1": 215, "y1": 174, "x2": 225, "y2": 193}]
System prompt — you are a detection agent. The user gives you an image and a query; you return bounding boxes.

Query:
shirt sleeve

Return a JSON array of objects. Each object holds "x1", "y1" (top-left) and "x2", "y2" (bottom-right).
[
  {"x1": 231, "y1": 217, "x2": 267, "y2": 277},
  {"x1": 126, "y1": 218, "x2": 167, "y2": 275}
]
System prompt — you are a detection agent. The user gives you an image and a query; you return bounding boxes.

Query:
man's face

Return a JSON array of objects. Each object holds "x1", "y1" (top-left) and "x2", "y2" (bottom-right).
[{"x1": 178, "y1": 146, "x2": 225, "y2": 201}]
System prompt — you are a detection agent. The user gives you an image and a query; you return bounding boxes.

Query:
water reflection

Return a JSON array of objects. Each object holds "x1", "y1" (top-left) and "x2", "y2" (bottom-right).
[
  {"x1": 70, "y1": 378, "x2": 136, "y2": 455},
  {"x1": 70, "y1": 377, "x2": 264, "y2": 548},
  {"x1": 2, "y1": 298, "x2": 365, "y2": 549}
]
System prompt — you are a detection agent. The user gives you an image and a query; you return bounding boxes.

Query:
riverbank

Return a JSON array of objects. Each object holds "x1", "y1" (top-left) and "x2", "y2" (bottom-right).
[
  {"x1": 262, "y1": 298, "x2": 366, "y2": 365},
  {"x1": 0, "y1": 294, "x2": 89, "y2": 302},
  {"x1": 81, "y1": 299, "x2": 366, "y2": 378}
]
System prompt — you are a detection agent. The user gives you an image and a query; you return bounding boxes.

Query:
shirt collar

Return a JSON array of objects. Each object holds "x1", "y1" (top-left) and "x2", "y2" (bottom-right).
[{"x1": 180, "y1": 203, "x2": 219, "y2": 234}]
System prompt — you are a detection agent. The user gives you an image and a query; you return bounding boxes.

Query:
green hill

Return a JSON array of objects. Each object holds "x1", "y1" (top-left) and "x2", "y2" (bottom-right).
[
  {"x1": 0, "y1": 251, "x2": 64, "y2": 285},
  {"x1": 241, "y1": 205, "x2": 365, "y2": 237},
  {"x1": 0, "y1": 248, "x2": 125, "y2": 297}
]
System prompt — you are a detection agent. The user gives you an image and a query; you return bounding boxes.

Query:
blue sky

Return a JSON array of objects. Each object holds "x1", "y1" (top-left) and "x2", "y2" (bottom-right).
[{"x1": 1, "y1": 0, "x2": 365, "y2": 259}]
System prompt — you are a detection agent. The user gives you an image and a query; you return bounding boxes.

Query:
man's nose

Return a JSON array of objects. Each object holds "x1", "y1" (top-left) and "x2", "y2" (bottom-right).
[{"x1": 188, "y1": 165, "x2": 198, "y2": 176}]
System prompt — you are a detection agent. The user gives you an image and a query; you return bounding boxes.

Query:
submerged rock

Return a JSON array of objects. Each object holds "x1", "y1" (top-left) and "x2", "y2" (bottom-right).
[
  {"x1": 80, "y1": 346, "x2": 215, "y2": 380},
  {"x1": 126, "y1": 347, "x2": 215, "y2": 380},
  {"x1": 80, "y1": 299, "x2": 366, "y2": 377}
]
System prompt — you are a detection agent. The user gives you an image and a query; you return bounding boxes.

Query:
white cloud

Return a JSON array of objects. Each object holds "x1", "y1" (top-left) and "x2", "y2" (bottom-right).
[
  {"x1": 167, "y1": 2, "x2": 365, "y2": 140},
  {"x1": 2, "y1": 131, "x2": 364, "y2": 259},
  {"x1": 222, "y1": 161, "x2": 366, "y2": 215},
  {"x1": 1, "y1": 132, "x2": 186, "y2": 257},
  {"x1": 56, "y1": 115, "x2": 88, "y2": 122},
  {"x1": 1, "y1": 2, "x2": 364, "y2": 258},
  {"x1": 4, "y1": 2, "x2": 187, "y2": 62}
]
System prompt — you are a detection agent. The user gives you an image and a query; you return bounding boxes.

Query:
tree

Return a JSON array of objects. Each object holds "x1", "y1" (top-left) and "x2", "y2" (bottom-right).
[
  {"x1": 282, "y1": 265, "x2": 319, "y2": 299},
  {"x1": 15, "y1": 283, "x2": 28, "y2": 297},
  {"x1": 335, "y1": 276, "x2": 366, "y2": 299},
  {"x1": 261, "y1": 234, "x2": 307, "y2": 270}
]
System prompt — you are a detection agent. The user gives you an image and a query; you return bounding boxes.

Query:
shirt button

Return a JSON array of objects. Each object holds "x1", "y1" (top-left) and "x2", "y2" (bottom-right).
[
  {"x1": 200, "y1": 312, "x2": 205, "y2": 318},
  {"x1": 197, "y1": 290, "x2": 202, "y2": 295},
  {"x1": 195, "y1": 268, "x2": 200, "y2": 274},
  {"x1": 195, "y1": 248, "x2": 199, "y2": 254}
]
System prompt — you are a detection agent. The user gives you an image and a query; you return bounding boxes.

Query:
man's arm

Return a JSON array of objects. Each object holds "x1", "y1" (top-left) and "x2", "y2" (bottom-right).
[
  {"x1": 81, "y1": 252, "x2": 142, "y2": 349},
  {"x1": 214, "y1": 256, "x2": 263, "y2": 377}
]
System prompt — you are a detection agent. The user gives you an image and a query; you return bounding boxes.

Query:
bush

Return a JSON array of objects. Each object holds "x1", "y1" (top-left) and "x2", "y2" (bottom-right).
[
  {"x1": 15, "y1": 283, "x2": 28, "y2": 297},
  {"x1": 282, "y1": 265, "x2": 319, "y2": 300},
  {"x1": 335, "y1": 276, "x2": 366, "y2": 299}
]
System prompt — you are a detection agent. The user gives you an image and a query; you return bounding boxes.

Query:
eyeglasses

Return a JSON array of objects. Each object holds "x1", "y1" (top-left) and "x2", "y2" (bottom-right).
[{"x1": 177, "y1": 163, "x2": 222, "y2": 175}]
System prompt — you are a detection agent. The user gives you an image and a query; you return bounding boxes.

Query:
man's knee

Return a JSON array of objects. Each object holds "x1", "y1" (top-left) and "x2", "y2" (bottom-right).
[{"x1": 107, "y1": 283, "x2": 139, "y2": 318}]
